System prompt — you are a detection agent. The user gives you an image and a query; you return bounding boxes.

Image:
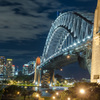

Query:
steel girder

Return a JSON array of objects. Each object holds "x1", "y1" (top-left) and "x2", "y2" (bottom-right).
[{"x1": 42, "y1": 12, "x2": 93, "y2": 63}]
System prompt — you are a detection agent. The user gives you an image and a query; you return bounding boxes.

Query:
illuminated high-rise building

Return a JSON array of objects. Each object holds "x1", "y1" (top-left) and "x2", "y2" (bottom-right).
[
  {"x1": 6, "y1": 59, "x2": 13, "y2": 77},
  {"x1": 12, "y1": 65, "x2": 15, "y2": 76},
  {"x1": 22, "y1": 61, "x2": 35, "y2": 75},
  {"x1": 0, "y1": 56, "x2": 5, "y2": 78},
  {"x1": 23, "y1": 64, "x2": 28, "y2": 75},
  {"x1": 28, "y1": 61, "x2": 35, "y2": 74}
]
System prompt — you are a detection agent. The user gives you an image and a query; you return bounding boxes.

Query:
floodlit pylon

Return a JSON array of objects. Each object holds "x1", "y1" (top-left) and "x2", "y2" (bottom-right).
[{"x1": 33, "y1": 57, "x2": 41, "y2": 84}]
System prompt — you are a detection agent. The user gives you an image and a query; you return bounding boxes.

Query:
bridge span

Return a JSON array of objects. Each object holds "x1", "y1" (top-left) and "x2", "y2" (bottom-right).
[
  {"x1": 30, "y1": 11, "x2": 95, "y2": 86},
  {"x1": 41, "y1": 12, "x2": 93, "y2": 72}
]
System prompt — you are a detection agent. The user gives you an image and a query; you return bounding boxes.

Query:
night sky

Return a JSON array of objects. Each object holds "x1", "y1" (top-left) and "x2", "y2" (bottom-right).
[{"x1": 0, "y1": 0, "x2": 97, "y2": 79}]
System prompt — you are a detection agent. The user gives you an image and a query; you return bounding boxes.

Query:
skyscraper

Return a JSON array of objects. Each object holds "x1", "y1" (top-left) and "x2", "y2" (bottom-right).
[
  {"x1": 23, "y1": 64, "x2": 28, "y2": 75},
  {"x1": 12, "y1": 65, "x2": 15, "y2": 76},
  {"x1": 6, "y1": 59, "x2": 13, "y2": 78},
  {"x1": 0, "y1": 56, "x2": 5, "y2": 78}
]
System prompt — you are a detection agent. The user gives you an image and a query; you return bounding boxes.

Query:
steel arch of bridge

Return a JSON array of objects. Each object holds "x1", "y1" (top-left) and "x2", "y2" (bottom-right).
[{"x1": 41, "y1": 12, "x2": 94, "y2": 65}]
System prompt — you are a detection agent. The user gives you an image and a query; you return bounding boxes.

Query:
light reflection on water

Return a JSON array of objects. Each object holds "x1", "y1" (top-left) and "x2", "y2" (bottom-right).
[
  {"x1": 32, "y1": 87, "x2": 39, "y2": 91},
  {"x1": 20, "y1": 86, "x2": 68, "y2": 91},
  {"x1": 20, "y1": 86, "x2": 41, "y2": 91}
]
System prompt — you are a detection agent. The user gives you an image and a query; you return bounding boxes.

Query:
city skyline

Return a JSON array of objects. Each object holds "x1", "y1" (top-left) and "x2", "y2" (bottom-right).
[{"x1": 0, "y1": 0, "x2": 97, "y2": 79}]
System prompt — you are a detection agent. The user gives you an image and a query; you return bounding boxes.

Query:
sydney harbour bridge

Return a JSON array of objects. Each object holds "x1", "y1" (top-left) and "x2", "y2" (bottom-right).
[
  {"x1": 29, "y1": 0, "x2": 100, "y2": 86},
  {"x1": 31, "y1": 12, "x2": 93, "y2": 85}
]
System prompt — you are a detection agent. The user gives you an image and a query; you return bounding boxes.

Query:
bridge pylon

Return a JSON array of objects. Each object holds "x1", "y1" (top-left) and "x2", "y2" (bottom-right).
[
  {"x1": 33, "y1": 63, "x2": 38, "y2": 84},
  {"x1": 33, "y1": 57, "x2": 41, "y2": 85},
  {"x1": 91, "y1": 0, "x2": 100, "y2": 83},
  {"x1": 33, "y1": 66, "x2": 41, "y2": 86},
  {"x1": 37, "y1": 68, "x2": 41, "y2": 86},
  {"x1": 50, "y1": 70, "x2": 55, "y2": 86}
]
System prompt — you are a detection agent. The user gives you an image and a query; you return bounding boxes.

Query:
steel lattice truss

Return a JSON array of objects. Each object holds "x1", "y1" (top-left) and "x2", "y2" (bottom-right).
[
  {"x1": 41, "y1": 12, "x2": 94, "y2": 65},
  {"x1": 28, "y1": 12, "x2": 94, "y2": 75}
]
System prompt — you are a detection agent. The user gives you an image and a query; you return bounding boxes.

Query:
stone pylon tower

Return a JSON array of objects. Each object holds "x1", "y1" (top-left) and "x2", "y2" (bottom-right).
[
  {"x1": 33, "y1": 57, "x2": 41, "y2": 84},
  {"x1": 91, "y1": 0, "x2": 100, "y2": 83}
]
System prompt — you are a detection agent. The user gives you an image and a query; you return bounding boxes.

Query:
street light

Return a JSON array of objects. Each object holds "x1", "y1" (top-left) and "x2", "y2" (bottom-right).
[
  {"x1": 56, "y1": 92, "x2": 59, "y2": 95},
  {"x1": 52, "y1": 96, "x2": 55, "y2": 99},
  {"x1": 79, "y1": 89, "x2": 86, "y2": 100},
  {"x1": 67, "y1": 55, "x2": 70, "y2": 59},
  {"x1": 17, "y1": 91, "x2": 20, "y2": 95},
  {"x1": 79, "y1": 89, "x2": 85, "y2": 94},
  {"x1": 36, "y1": 94, "x2": 39, "y2": 98},
  {"x1": 45, "y1": 91, "x2": 48, "y2": 93},
  {"x1": 68, "y1": 97, "x2": 71, "y2": 100},
  {"x1": 65, "y1": 80, "x2": 67, "y2": 84}
]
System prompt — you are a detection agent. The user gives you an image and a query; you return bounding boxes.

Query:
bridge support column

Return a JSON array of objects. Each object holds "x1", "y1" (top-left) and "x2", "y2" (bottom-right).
[
  {"x1": 91, "y1": 0, "x2": 100, "y2": 83},
  {"x1": 50, "y1": 70, "x2": 55, "y2": 86},
  {"x1": 34, "y1": 57, "x2": 41, "y2": 85},
  {"x1": 38, "y1": 68, "x2": 41, "y2": 86},
  {"x1": 34, "y1": 66, "x2": 41, "y2": 86},
  {"x1": 33, "y1": 63, "x2": 37, "y2": 84},
  {"x1": 41, "y1": 70, "x2": 50, "y2": 88}
]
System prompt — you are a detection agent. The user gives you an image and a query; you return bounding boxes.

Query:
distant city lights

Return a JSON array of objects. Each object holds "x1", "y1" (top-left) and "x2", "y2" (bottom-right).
[
  {"x1": 82, "y1": 39, "x2": 85, "y2": 41},
  {"x1": 87, "y1": 36, "x2": 90, "y2": 38},
  {"x1": 78, "y1": 41, "x2": 80, "y2": 43},
  {"x1": 74, "y1": 43, "x2": 76, "y2": 46}
]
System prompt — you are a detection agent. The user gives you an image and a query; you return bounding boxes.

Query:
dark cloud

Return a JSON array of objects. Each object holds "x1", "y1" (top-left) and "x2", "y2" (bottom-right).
[
  {"x1": 12, "y1": 7, "x2": 40, "y2": 17},
  {"x1": 0, "y1": 25, "x2": 9, "y2": 29},
  {"x1": 20, "y1": 24, "x2": 35, "y2": 30},
  {"x1": 0, "y1": 0, "x2": 97, "y2": 78},
  {"x1": 0, "y1": 0, "x2": 86, "y2": 41},
  {"x1": 0, "y1": 0, "x2": 22, "y2": 6}
]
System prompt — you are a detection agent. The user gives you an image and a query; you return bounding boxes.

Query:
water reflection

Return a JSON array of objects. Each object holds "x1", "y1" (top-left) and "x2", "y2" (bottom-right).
[
  {"x1": 19, "y1": 86, "x2": 68, "y2": 91},
  {"x1": 32, "y1": 87, "x2": 39, "y2": 91},
  {"x1": 24, "y1": 86, "x2": 27, "y2": 89}
]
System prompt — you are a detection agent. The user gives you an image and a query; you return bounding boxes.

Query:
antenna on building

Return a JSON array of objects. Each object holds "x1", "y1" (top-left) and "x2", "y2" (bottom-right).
[{"x1": 57, "y1": 11, "x2": 59, "y2": 17}]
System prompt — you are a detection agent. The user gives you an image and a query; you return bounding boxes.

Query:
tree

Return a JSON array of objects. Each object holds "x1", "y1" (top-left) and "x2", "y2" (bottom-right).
[
  {"x1": 21, "y1": 89, "x2": 28, "y2": 100},
  {"x1": 2, "y1": 85, "x2": 22, "y2": 99},
  {"x1": 59, "y1": 82, "x2": 100, "y2": 100},
  {"x1": 0, "y1": 85, "x2": 4, "y2": 100},
  {"x1": 55, "y1": 74, "x2": 62, "y2": 82}
]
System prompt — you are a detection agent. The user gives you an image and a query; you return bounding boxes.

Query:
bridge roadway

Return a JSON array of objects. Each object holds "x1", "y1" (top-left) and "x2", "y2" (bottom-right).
[{"x1": 40, "y1": 38, "x2": 92, "y2": 73}]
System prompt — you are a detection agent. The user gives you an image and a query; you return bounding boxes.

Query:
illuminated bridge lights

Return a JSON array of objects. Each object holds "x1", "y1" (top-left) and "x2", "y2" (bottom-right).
[
  {"x1": 35, "y1": 82, "x2": 38, "y2": 85},
  {"x1": 28, "y1": 12, "x2": 93, "y2": 76},
  {"x1": 70, "y1": 45, "x2": 73, "y2": 48},
  {"x1": 62, "y1": 49, "x2": 65, "y2": 52},
  {"x1": 75, "y1": 47, "x2": 79, "y2": 50},
  {"x1": 64, "y1": 48, "x2": 67, "y2": 51},
  {"x1": 64, "y1": 52, "x2": 68, "y2": 55},
  {"x1": 85, "y1": 44, "x2": 88, "y2": 46},
  {"x1": 82, "y1": 39, "x2": 85, "y2": 42},
  {"x1": 78, "y1": 41, "x2": 80, "y2": 44},
  {"x1": 74, "y1": 43, "x2": 77, "y2": 46},
  {"x1": 87, "y1": 36, "x2": 90, "y2": 39}
]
